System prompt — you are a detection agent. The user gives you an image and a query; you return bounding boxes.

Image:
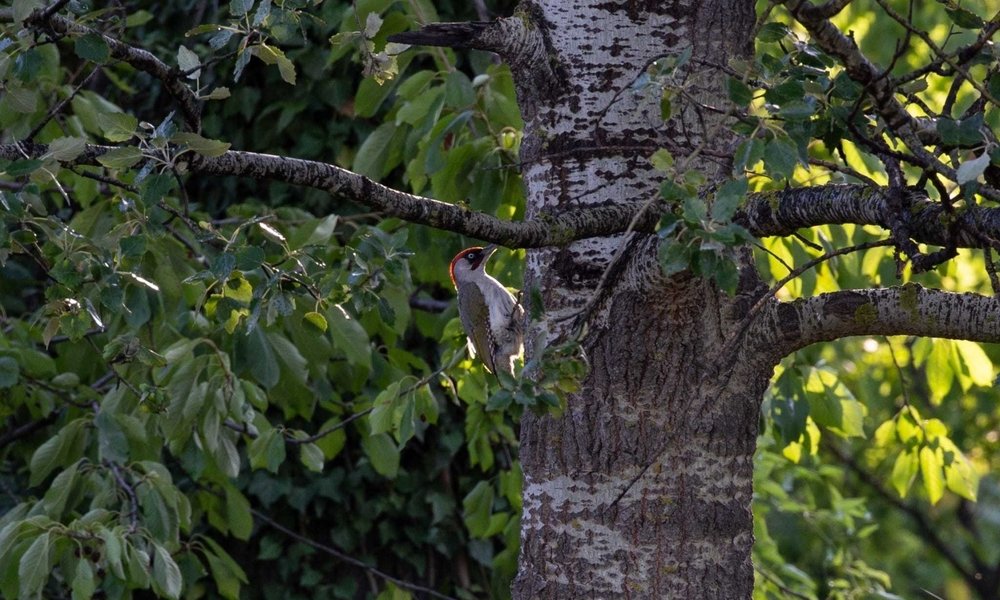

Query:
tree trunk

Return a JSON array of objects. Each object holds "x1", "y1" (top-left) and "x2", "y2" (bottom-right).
[{"x1": 515, "y1": 0, "x2": 761, "y2": 597}]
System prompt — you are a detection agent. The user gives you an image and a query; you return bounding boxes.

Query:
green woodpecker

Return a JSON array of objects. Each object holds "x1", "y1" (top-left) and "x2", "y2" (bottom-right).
[{"x1": 449, "y1": 245, "x2": 524, "y2": 375}]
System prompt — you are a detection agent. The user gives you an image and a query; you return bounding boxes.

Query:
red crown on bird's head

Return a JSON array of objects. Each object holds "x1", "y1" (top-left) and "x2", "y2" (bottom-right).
[{"x1": 449, "y1": 246, "x2": 488, "y2": 287}]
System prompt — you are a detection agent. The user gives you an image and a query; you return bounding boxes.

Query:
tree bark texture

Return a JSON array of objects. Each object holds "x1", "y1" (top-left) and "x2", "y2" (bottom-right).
[{"x1": 512, "y1": 0, "x2": 761, "y2": 597}]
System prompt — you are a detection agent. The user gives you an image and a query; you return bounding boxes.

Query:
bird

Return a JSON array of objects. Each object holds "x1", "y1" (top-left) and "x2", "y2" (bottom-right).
[{"x1": 449, "y1": 244, "x2": 524, "y2": 376}]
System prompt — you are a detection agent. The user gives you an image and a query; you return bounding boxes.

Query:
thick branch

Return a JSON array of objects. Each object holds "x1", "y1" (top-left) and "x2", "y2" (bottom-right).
[
  {"x1": 783, "y1": 0, "x2": 932, "y2": 144},
  {"x1": 18, "y1": 9, "x2": 201, "y2": 130},
  {"x1": 9, "y1": 142, "x2": 1000, "y2": 250},
  {"x1": 765, "y1": 285, "x2": 1000, "y2": 355},
  {"x1": 0, "y1": 142, "x2": 650, "y2": 247},
  {"x1": 739, "y1": 184, "x2": 1000, "y2": 248}
]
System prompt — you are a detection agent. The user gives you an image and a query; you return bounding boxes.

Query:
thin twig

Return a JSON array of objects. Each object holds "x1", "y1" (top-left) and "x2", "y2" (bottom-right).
[
  {"x1": 250, "y1": 507, "x2": 460, "y2": 600},
  {"x1": 106, "y1": 460, "x2": 140, "y2": 534},
  {"x1": 824, "y1": 440, "x2": 979, "y2": 590}
]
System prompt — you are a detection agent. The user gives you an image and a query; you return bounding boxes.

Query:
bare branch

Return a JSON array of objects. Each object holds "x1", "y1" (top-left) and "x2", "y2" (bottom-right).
[
  {"x1": 0, "y1": 141, "x2": 652, "y2": 247},
  {"x1": 9, "y1": 142, "x2": 1000, "y2": 253},
  {"x1": 739, "y1": 184, "x2": 1000, "y2": 249},
  {"x1": 106, "y1": 460, "x2": 140, "y2": 534},
  {"x1": 765, "y1": 285, "x2": 1000, "y2": 355}
]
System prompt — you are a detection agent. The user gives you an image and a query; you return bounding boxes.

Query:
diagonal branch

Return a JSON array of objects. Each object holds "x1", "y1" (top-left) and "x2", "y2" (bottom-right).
[
  {"x1": 0, "y1": 141, "x2": 653, "y2": 247},
  {"x1": 250, "y1": 507, "x2": 459, "y2": 600},
  {"x1": 14, "y1": 8, "x2": 201, "y2": 130},
  {"x1": 783, "y1": 0, "x2": 929, "y2": 141},
  {"x1": 763, "y1": 285, "x2": 1000, "y2": 356}
]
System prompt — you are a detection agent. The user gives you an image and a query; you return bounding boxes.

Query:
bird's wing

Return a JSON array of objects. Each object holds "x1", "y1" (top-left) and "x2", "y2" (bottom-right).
[{"x1": 457, "y1": 281, "x2": 496, "y2": 373}]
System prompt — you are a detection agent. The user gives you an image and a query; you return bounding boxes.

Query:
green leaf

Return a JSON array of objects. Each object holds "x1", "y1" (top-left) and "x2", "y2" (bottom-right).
[
  {"x1": 650, "y1": 148, "x2": 674, "y2": 172},
  {"x1": 18, "y1": 532, "x2": 52, "y2": 598},
  {"x1": 891, "y1": 448, "x2": 919, "y2": 498},
  {"x1": 151, "y1": 543, "x2": 182, "y2": 600},
  {"x1": 362, "y1": 433, "x2": 399, "y2": 479},
  {"x1": 352, "y1": 121, "x2": 399, "y2": 178},
  {"x1": 805, "y1": 368, "x2": 865, "y2": 438},
  {"x1": 141, "y1": 173, "x2": 176, "y2": 206},
  {"x1": 98, "y1": 112, "x2": 138, "y2": 142},
  {"x1": 945, "y1": 7, "x2": 984, "y2": 28},
  {"x1": 230, "y1": 0, "x2": 253, "y2": 16},
  {"x1": 235, "y1": 246, "x2": 265, "y2": 271},
  {"x1": 303, "y1": 311, "x2": 328, "y2": 333},
  {"x1": 764, "y1": 80, "x2": 804, "y2": 106},
  {"x1": 658, "y1": 239, "x2": 692, "y2": 276},
  {"x1": 253, "y1": 44, "x2": 296, "y2": 85},
  {"x1": 944, "y1": 447, "x2": 979, "y2": 501},
  {"x1": 682, "y1": 196, "x2": 707, "y2": 224},
  {"x1": 757, "y1": 22, "x2": 789, "y2": 42},
  {"x1": 727, "y1": 77, "x2": 753, "y2": 106},
  {"x1": 4, "y1": 158, "x2": 42, "y2": 177},
  {"x1": 327, "y1": 305, "x2": 372, "y2": 370},
  {"x1": 100, "y1": 528, "x2": 126, "y2": 579},
  {"x1": 75, "y1": 33, "x2": 110, "y2": 63},
  {"x1": 7, "y1": 86, "x2": 39, "y2": 113},
  {"x1": 368, "y1": 381, "x2": 401, "y2": 435},
  {"x1": 177, "y1": 45, "x2": 201, "y2": 78},
  {"x1": 71, "y1": 557, "x2": 97, "y2": 600},
  {"x1": 936, "y1": 115, "x2": 984, "y2": 146},
  {"x1": 95, "y1": 409, "x2": 129, "y2": 463},
  {"x1": 249, "y1": 429, "x2": 286, "y2": 473},
  {"x1": 0, "y1": 356, "x2": 19, "y2": 388},
  {"x1": 444, "y1": 70, "x2": 474, "y2": 108},
  {"x1": 171, "y1": 132, "x2": 231, "y2": 157},
  {"x1": 711, "y1": 178, "x2": 747, "y2": 222},
  {"x1": 919, "y1": 446, "x2": 944, "y2": 504},
  {"x1": 204, "y1": 87, "x2": 232, "y2": 100},
  {"x1": 873, "y1": 419, "x2": 895, "y2": 447},
  {"x1": 201, "y1": 538, "x2": 247, "y2": 600},
  {"x1": 660, "y1": 93, "x2": 672, "y2": 120},
  {"x1": 954, "y1": 340, "x2": 993, "y2": 386},
  {"x1": 41, "y1": 460, "x2": 80, "y2": 517},
  {"x1": 126, "y1": 544, "x2": 151, "y2": 587},
  {"x1": 314, "y1": 420, "x2": 347, "y2": 460},
  {"x1": 223, "y1": 275, "x2": 253, "y2": 304},
  {"x1": 299, "y1": 443, "x2": 324, "y2": 472},
  {"x1": 763, "y1": 138, "x2": 798, "y2": 180},
  {"x1": 29, "y1": 419, "x2": 86, "y2": 486},
  {"x1": 462, "y1": 481, "x2": 494, "y2": 538},
  {"x1": 925, "y1": 341, "x2": 954, "y2": 402},
  {"x1": 13, "y1": 0, "x2": 44, "y2": 24},
  {"x1": 97, "y1": 146, "x2": 143, "y2": 169},
  {"x1": 225, "y1": 487, "x2": 253, "y2": 541},
  {"x1": 47, "y1": 137, "x2": 87, "y2": 162}
]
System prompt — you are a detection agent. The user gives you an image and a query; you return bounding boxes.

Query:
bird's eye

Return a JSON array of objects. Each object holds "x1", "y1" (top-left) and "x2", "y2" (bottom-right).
[{"x1": 466, "y1": 252, "x2": 478, "y2": 261}]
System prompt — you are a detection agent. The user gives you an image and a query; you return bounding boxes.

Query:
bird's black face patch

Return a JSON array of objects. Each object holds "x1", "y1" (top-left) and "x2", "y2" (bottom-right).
[{"x1": 465, "y1": 251, "x2": 480, "y2": 263}]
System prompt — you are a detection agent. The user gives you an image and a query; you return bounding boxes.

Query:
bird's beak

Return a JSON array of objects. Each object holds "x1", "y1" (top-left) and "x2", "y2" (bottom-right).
[{"x1": 482, "y1": 244, "x2": 499, "y2": 258}]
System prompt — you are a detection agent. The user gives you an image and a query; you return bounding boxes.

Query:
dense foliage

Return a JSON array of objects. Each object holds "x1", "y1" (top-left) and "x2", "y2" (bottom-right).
[{"x1": 0, "y1": 0, "x2": 998, "y2": 599}]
